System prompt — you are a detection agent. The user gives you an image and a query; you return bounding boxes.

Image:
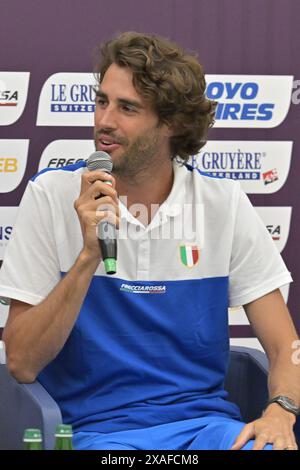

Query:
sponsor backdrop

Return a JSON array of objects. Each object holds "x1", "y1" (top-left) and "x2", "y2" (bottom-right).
[{"x1": 0, "y1": 0, "x2": 299, "y2": 350}]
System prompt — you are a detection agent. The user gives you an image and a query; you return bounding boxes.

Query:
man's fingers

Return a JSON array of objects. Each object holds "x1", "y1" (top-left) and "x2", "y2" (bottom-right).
[
  {"x1": 75, "y1": 195, "x2": 119, "y2": 218},
  {"x1": 80, "y1": 170, "x2": 115, "y2": 194},
  {"x1": 272, "y1": 429, "x2": 298, "y2": 450},
  {"x1": 87, "y1": 180, "x2": 118, "y2": 202},
  {"x1": 231, "y1": 412, "x2": 298, "y2": 451},
  {"x1": 96, "y1": 197, "x2": 120, "y2": 215},
  {"x1": 272, "y1": 436, "x2": 288, "y2": 450},
  {"x1": 95, "y1": 210, "x2": 119, "y2": 229},
  {"x1": 252, "y1": 435, "x2": 269, "y2": 450},
  {"x1": 231, "y1": 423, "x2": 255, "y2": 450}
]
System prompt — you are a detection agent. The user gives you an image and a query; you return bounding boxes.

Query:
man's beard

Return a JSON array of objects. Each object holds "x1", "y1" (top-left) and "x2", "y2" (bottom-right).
[{"x1": 94, "y1": 126, "x2": 162, "y2": 179}]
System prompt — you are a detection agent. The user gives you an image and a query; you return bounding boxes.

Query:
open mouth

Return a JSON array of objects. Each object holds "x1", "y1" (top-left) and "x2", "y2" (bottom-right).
[
  {"x1": 100, "y1": 139, "x2": 117, "y2": 145},
  {"x1": 98, "y1": 138, "x2": 121, "y2": 151}
]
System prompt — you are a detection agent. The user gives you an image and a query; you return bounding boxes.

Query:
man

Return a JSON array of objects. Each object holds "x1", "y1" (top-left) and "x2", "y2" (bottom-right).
[{"x1": 0, "y1": 32, "x2": 299, "y2": 450}]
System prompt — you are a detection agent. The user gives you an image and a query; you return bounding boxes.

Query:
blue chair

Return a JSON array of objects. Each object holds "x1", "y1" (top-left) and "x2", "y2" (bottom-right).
[
  {"x1": 0, "y1": 346, "x2": 299, "y2": 449},
  {"x1": 0, "y1": 359, "x2": 62, "y2": 450}
]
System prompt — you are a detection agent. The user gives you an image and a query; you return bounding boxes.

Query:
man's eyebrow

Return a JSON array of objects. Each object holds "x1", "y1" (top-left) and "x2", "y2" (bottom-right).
[
  {"x1": 95, "y1": 89, "x2": 144, "y2": 109},
  {"x1": 95, "y1": 90, "x2": 107, "y2": 98}
]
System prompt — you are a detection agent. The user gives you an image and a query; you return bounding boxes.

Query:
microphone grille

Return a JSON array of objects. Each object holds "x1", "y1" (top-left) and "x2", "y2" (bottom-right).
[{"x1": 86, "y1": 151, "x2": 113, "y2": 173}]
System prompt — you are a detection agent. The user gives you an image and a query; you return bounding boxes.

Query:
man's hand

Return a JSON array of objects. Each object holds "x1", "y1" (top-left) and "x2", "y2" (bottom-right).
[
  {"x1": 231, "y1": 403, "x2": 298, "y2": 450},
  {"x1": 74, "y1": 170, "x2": 120, "y2": 261}
]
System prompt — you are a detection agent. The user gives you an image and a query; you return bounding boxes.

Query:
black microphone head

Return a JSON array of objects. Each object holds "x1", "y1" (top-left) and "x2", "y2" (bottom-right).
[{"x1": 86, "y1": 151, "x2": 113, "y2": 173}]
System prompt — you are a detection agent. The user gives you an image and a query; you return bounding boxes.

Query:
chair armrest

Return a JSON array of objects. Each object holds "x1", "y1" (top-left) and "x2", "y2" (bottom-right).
[
  {"x1": 226, "y1": 346, "x2": 269, "y2": 423},
  {"x1": 229, "y1": 345, "x2": 269, "y2": 373},
  {"x1": 0, "y1": 363, "x2": 62, "y2": 449},
  {"x1": 227, "y1": 346, "x2": 300, "y2": 447}
]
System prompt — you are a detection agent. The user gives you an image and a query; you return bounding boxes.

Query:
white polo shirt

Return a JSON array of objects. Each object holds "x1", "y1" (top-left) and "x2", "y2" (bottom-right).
[
  {"x1": 0, "y1": 158, "x2": 291, "y2": 306},
  {"x1": 0, "y1": 159, "x2": 292, "y2": 433}
]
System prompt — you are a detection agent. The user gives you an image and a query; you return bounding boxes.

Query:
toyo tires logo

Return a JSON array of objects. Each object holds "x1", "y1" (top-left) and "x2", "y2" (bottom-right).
[{"x1": 206, "y1": 75, "x2": 293, "y2": 128}]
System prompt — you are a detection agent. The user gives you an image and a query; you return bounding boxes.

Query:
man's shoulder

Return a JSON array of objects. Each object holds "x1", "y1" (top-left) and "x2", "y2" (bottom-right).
[
  {"x1": 183, "y1": 162, "x2": 241, "y2": 196},
  {"x1": 30, "y1": 161, "x2": 87, "y2": 190}
]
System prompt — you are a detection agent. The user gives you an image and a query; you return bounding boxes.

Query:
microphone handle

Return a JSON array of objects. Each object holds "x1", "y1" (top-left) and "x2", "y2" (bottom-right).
[
  {"x1": 97, "y1": 180, "x2": 117, "y2": 275},
  {"x1": 98, "y1": 222, "x2": 117, "y2": 262}
]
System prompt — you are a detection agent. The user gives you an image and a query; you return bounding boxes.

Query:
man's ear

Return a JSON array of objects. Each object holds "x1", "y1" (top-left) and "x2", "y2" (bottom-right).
[{"x1": 161, "y1": 121, "x2": 176, "y2": 138}]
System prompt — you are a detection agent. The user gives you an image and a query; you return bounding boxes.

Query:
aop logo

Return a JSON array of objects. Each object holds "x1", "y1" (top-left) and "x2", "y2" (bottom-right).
[
  {"x1": 0, "y1": 73, "x2": 30, "y2": 125},
  {"x1": 206, "y1": 75, "x2": 293, "y2": 128},
  {"x1": 37, "y1": 73, "x2": 97, "y2": 126}
]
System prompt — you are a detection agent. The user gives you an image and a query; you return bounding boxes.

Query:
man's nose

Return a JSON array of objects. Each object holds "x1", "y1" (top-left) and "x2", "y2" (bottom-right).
[{"x1": 95, "y1": 105, "x2": 117, "y2": 129}]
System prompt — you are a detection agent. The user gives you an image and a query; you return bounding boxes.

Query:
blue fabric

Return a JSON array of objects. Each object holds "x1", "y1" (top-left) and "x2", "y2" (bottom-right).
[
  {"x1": 185, "y1": 162, "x2": 223, "y2": 179},
  {"x1": 73, "y1": 417, "x2": 273, "y2": 450},
  {"x1": 30, "y1": 160, "x2": 86, "y2": 181},
  {"x1": 38, "y1": 275, "x2": 241, "y2": 432}
]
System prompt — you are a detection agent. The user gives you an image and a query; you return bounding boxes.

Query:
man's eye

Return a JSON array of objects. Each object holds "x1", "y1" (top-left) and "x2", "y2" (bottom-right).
[
  {"x1": 97, "y1": 98, "x2": 107, "y2": 106},
  {"x1": 122, "y1": 105, "x2": 135, "y2": 113}
]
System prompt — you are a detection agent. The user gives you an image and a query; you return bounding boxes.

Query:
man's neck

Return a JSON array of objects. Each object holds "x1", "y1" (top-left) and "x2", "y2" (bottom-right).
[{"x1": 115, "y1": 159, "x2": 174, "y2": 225}]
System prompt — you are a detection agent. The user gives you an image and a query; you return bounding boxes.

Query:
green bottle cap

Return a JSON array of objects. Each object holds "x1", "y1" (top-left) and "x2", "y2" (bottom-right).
[
  {"x1": 23, "y1": 428, "x2": 42, "y2": 442},
  {"x1": 104, "y1": 257, "x2": 116, "y2": 275},
  {"x1": 55, "y1": 424, "x2": 73, "y2": 438}
]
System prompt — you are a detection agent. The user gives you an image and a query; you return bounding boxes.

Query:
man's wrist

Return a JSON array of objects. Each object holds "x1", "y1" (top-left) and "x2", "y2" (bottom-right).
[
  {"x1": 264, "y1": 402, "x2": 297, "y2": 424},
  {"x1": 264, "y1": 395, "x2": 299, "y2": 421},
  {"x1": 77, "y1": 249, "x2": 101, "y2": 272}
]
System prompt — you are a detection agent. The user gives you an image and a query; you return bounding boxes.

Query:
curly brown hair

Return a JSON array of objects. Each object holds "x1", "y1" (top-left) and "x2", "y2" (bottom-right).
[{"x1": 94, "y1": 31, "x2": 216, "y2": 162}]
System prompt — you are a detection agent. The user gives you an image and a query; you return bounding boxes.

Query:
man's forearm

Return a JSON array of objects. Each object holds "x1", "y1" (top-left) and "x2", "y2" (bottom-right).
[
  {"x1": 4, "y1": 250, "x2": 99, "y2": 382},
  {"x1": 245, "y1": 289, "x2": 300, "y2": 411},
  {"x1": 267, "y1": 346, "x2": 300, "y2": 407}
]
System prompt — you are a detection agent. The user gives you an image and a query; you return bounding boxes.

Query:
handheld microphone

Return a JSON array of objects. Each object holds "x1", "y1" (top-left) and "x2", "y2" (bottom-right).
[{"x1": 86, "y1": 151, "x2": 117, "y2": 275}]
